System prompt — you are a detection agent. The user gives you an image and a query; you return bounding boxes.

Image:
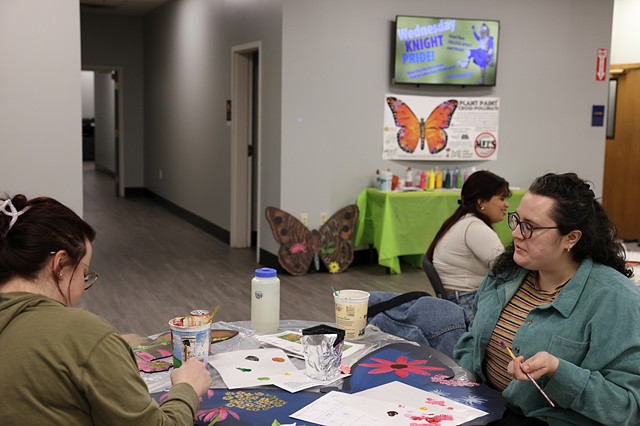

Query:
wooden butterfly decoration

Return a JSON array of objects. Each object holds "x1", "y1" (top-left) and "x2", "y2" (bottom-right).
[
  {"x1": 386, "y1": 97, "x2": 458, "y2": 154},
  {"x1": 265, "y1": 205, "x2": 359, "y2": 276}
]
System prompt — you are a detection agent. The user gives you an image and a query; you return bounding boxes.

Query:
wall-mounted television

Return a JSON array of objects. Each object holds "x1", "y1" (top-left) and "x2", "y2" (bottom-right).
[{"x1": 393, "y1": 15, "x2": 500, "y2": 86}]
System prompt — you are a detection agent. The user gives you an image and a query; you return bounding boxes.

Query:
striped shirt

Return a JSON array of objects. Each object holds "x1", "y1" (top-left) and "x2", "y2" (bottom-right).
[{"x1": 483, "y1": 271, "x2": 566, "y2": 390}]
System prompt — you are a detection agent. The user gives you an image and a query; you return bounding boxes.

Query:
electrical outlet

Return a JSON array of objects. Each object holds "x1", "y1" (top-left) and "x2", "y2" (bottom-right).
[
  {"x1": 158, "y1": 169, "x2": 163, "y2": 179},
  {"x1": 320, "y1": 212, "x2": 328, "y2": 225},
  {"x1": 300, "y1": 213, "x2": 309, "y2": 227}
]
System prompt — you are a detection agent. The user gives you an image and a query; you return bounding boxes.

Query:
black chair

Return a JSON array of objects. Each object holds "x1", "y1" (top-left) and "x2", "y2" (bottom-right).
[{"x1": 422, "y1": 256, "x2": 446, "y2": 299}]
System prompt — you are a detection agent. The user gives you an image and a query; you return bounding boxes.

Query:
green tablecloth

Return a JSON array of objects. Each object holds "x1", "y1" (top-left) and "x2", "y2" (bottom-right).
[{"x1": 354, "y1": 188, "x2": 526, "y2": 274}]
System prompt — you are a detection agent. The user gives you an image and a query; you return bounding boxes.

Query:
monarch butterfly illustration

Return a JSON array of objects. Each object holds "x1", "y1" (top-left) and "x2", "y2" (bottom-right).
[{"x1": 387, "y1": 97, "x2": 458, "y2": 154}]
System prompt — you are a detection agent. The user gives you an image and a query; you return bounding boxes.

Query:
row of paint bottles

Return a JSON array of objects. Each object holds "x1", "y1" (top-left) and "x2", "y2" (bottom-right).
[{"x1": 406, "y1": 166, "x2": 477, "y2": 190}]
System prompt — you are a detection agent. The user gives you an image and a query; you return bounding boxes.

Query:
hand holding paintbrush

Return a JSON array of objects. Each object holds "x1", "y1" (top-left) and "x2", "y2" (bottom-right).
[{"x1": 500, "y1": 340, "x2": 555, "y2": 408}]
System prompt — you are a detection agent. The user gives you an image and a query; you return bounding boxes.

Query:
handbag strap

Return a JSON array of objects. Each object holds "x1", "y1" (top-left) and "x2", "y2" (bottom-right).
[{"x1": 367, "y1": 291, "x2": 431, "y2": 318}]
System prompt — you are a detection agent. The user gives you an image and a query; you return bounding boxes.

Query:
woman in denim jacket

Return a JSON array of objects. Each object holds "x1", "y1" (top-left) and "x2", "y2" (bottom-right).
[{"x1": 454, "y1": 173, "x2": 640, "y2": 425}]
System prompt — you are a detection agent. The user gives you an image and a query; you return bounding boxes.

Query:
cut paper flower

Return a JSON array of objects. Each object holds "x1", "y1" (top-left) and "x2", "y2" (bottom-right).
[
  {"x1": 359, "y1": 355, "x2": 446, "y2": 378},
  {"x1": 196, "y1": 406, "x2": 240, "y2": 425},
  {"x1": 137, "y1": 359, "x2": 172, "y2": 373},
  {"x1": 328, "y1": 261, "x2": 340, "y2": 273}
]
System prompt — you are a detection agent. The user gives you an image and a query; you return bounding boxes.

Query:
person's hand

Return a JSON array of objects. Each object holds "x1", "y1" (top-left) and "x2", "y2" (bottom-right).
[
  {"x1": 507, "y1": 351, "x2": 560, "y2": 381},
  {"x1": 170, "y1": 357, "x2": 212, "y2": 397}
]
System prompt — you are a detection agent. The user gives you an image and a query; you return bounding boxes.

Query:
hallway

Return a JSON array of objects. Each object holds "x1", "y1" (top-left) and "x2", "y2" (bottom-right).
[{"x1": 79, "y1": 164, "x2": 430, "y2": 336}]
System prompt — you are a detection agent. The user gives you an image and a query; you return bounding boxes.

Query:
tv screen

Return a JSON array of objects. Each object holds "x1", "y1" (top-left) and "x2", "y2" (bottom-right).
[{"x1": 393, "y1": 15, "x2": 500, "y2": 86}]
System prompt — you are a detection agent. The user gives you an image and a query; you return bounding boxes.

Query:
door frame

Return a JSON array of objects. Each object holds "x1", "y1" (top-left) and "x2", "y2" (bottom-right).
[
  {"x1": 230, "y1": 41, "x2": 262, "y2": 259},
  {"x1": 82, "y1": 65, "x2": 125, "y2": 197}
]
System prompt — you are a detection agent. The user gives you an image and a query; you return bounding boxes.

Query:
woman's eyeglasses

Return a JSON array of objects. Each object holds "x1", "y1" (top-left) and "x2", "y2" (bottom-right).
[
  {"x1": 508, "y1": 212, "x2": 559, "y2": 239},
  {"x1": 84, "y1": 270, "x2": 99, "y2": 291}
]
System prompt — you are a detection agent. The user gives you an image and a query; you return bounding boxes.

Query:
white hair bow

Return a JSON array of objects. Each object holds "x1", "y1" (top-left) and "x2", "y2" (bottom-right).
[{"x1": 0, "y1": 199, "x2": 31, "y2": 233}]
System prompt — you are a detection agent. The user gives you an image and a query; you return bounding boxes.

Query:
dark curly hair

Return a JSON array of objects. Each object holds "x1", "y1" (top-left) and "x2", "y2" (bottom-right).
[
  {"x1": 426, "y1": 170, "x2": 510, "y2": 262},
  {"x1": 0, "y1": 194, "x2": 96, "y2": 286},
  {"x1": 491, "y1": 173, "x2": 630, "y2": 281}
]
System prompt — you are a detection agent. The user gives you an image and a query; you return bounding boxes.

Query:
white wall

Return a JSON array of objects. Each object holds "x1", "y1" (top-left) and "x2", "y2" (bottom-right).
[
  {"x1": 143, "y1": 0, "x2": 283, "y2": 232},
  {"x1": 280, "y1": 0, "x2": 613, "y2": 236},
  {"x1": 0, "y1": 0, "x2": 83, "y2": 213},
  {"x1": 611, "y1": 0, "x2": 640, "y2": 64},
  {"x1": 81, "y1": 71, "x2": 95, "y2": 119},
  {"x1": 94, "y1": 72, "x2": 116, "y2": 174}
]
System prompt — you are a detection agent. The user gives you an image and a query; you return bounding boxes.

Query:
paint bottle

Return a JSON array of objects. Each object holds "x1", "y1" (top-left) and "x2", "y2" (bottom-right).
[
  {"x1": 444, "y1": 168, "x2": 451, "y2": 188},
  {"x1": 435, "y1": 168, "x2": 443, "y2": 189},
  {"x1": 405, "y1": 167, "x2": 414, "y2": 188},
  {"x1": 455, "y1": 167, "x2": 463, "y2": 189},
  {"x1": 428, "y1": 169, "x2": 435, "y2": 190},
  {"x1": 251, "y1": 268, "x2": 280, "y2": 333},
  {"x1": 419, "y1": 170, "x2": 427, "y2": 189}
]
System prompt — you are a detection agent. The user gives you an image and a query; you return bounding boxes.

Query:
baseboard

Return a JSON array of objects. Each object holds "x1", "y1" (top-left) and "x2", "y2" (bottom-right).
[{"x1": 142, "y1": 189, "x2": 230, "y2": 244}]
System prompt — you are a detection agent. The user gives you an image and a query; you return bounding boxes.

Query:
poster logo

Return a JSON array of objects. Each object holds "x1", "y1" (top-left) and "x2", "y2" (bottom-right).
[{"x1": 474, "y1": 132, "x2": 497, "y2": 158}]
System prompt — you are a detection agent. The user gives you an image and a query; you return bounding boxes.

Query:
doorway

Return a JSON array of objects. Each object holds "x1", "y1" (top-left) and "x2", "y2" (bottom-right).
[
  {"x1": 230, "y1": 42, "x2": 262, "y2": 260},
  {"x1": 81, "y1": 67, "x2": 125, "y2": 198},
  {"x1": 603, "y1": 64, "x2": 640, "y2": 240}
]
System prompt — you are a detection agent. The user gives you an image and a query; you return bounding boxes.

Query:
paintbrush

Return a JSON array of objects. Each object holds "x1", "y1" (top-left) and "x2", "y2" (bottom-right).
[
  {"x1": 209, "y1": 305, "x2": 220, "y2": 323},
  {"x1": 500, "y1": 341, "x2": 555, "y2": 407}
]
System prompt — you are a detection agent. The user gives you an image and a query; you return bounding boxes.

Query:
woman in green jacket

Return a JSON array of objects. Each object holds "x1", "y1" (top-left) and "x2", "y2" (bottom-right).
[
  {"x1": 454, "y1": 173, "x2": 640, "y2": 425},
  {"x1": 0, "y1": 194, "x2": 212, "y2": 425}
]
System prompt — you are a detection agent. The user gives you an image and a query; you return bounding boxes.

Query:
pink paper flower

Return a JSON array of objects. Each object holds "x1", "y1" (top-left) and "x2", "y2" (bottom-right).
[
  {"x1": 359, "y1": 356, "x2": 446, "y2": 378},
  {"x1": 196, "y1": 406, "x2": 240, "y2": 424}
]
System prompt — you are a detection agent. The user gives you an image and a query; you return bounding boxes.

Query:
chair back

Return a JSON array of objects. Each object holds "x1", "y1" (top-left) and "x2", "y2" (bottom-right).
[{"x1": 422, "y1": 256, "x2": 446, "y2": 299}]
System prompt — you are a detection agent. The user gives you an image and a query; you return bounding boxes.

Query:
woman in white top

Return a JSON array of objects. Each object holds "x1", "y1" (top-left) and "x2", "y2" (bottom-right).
[{"x1": 425, "y1": 170, "x2": 510, "y2": 322}]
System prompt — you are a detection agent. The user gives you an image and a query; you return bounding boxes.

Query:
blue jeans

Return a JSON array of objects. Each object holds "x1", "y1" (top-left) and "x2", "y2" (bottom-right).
[
  {"x1": 367, "y1": 291, "x2": 467, "y2": 358},
  {"x1": 445, "y1": 290, "x2": 477, "y2": 324}
]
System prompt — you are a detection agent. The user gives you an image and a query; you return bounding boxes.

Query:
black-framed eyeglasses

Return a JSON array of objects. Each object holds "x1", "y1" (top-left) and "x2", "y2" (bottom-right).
[{"x1": 508, "y1": 212, "x2": 560, "y2": 239}]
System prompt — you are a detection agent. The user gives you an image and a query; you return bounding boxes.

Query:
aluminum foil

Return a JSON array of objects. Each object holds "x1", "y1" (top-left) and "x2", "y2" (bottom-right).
[{"x1": 301, "y1": 333, "x2": 344, "y2": 381}]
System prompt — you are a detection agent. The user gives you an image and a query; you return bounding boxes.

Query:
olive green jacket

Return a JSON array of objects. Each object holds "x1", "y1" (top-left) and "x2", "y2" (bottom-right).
[{"x1": 0, "y1": 292, "x2": 199, "y2": 425}]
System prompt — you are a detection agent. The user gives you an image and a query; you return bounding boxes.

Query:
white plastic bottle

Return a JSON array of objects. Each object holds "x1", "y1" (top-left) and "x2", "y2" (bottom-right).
[{"x1": 251, "y1": 268, "x2": 280, "y2": 333}]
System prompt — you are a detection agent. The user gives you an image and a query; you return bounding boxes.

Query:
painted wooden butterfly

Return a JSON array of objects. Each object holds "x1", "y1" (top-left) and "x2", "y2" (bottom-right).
[
  {"x1": 386, "y1": 97, "x2": 458, "y2": 154},
  {"x1": 265, "y1": 205, "x2": 359, "y2": 276}
]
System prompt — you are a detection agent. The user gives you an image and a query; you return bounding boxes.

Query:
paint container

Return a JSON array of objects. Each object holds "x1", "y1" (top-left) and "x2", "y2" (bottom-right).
[
  {"x1": 376, "y1": 170, "x2": 393, "y2": 192},
  {"x1": 169, "y1": 316, "x2": 211, "y2": 368},
  {"x1": 334, "y1": 290, "x2": 370, "y2": 340}
]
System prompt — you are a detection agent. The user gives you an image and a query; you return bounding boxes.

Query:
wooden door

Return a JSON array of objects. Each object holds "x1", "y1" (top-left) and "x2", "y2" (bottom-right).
[{"x1": 603, "y1": 64, "x2": 640, "y2": 240}]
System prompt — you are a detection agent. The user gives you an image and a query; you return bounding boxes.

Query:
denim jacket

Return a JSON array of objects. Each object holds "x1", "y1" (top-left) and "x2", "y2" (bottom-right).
[
  {"x1": 454, "y1": 259, "x2": 640, "y2": 425},
  {"x1": 367, "y1": 291, "x2": 467, "y2": 358}
]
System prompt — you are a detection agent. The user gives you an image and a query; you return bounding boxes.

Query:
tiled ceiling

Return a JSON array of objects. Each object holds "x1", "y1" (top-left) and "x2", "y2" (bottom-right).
[{"x1": 80, "y1": 0, "x2": 172, "y2": 15}]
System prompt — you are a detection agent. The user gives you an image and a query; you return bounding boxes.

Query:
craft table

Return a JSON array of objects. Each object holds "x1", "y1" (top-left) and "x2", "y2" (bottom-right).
[
  {"x1": 354, "y1": 188, "x2": 526, "y2": 274},
  {"x1": 139, "y1": 320, "x2": 505, "y2": 425}
]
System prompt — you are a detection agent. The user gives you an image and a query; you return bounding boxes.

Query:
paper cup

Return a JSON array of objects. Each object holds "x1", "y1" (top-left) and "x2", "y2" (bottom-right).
[
  {"x1": 169, "y1": 317, "x2": 211, "y2": 368},
  {"x1": 334, "y1": 290, "x2": 370, "y2": 340}
]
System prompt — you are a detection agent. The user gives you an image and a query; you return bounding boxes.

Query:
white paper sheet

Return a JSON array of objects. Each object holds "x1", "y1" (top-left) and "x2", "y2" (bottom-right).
[
  {"x1": 290, "y1": 381, "x2": 488, "y2": 426},
  {"x1": 208, "y1": 348, "x2": 347, "y2": 392}
]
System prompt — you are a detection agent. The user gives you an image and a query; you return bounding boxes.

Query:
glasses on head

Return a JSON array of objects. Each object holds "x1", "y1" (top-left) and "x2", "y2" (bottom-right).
[{"x1": 507, "y1": 212, "x2": 560, "y2": 239}]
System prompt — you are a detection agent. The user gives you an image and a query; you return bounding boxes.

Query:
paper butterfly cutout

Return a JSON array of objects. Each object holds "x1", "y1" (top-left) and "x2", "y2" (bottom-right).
[
  {"x1": 265, "y1": 205, "x2": 359, "y2": 276},
  {"x1": 386, "y1": 97, "x2": 458, "y2": 154}
]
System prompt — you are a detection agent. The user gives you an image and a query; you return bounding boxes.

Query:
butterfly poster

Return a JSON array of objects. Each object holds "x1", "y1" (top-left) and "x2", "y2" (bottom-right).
[{"x1": 383, "y1": 94, "x2": 500, "y2": 161}]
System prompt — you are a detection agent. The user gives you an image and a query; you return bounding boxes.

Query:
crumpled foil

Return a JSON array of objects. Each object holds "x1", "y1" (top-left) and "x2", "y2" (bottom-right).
[{"x1": 300, "y1": 333, "x2": 344, "y2": 381}]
